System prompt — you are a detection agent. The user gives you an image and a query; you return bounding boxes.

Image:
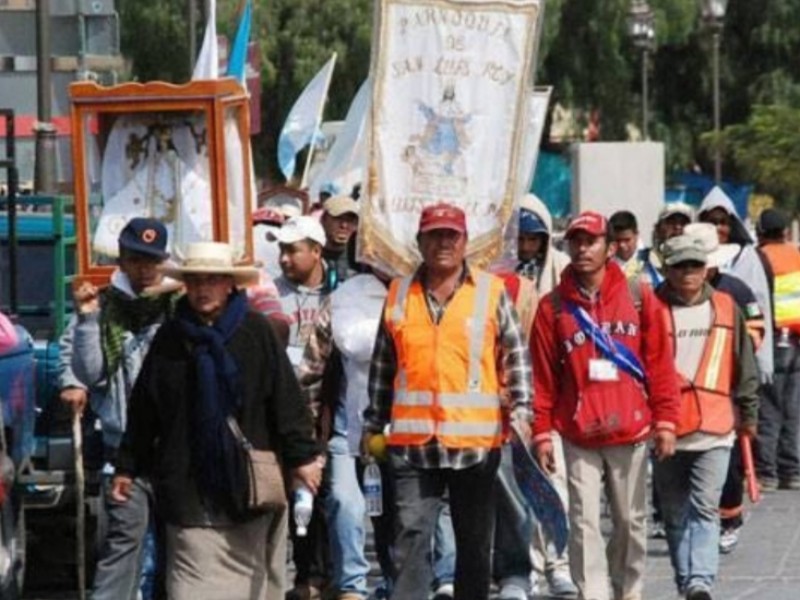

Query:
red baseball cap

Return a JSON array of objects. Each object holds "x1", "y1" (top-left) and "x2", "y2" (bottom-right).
[
  {"x1": 419, "y1": 202, "x2": 467, "y2": 234},
  {"x1": 565, "y1": 211, "x2": 608, "y2": 239}
]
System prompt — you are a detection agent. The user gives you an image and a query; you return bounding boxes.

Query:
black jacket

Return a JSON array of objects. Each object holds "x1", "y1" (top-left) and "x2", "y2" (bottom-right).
[{"x1": 116, "y1": 310, "x2": 320, "y2": 526}]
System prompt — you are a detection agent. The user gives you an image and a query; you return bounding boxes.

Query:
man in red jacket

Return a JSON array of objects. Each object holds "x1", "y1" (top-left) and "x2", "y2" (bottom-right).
[{"x1": 531, "y1": 211, "x2": 681, "y2": 600}]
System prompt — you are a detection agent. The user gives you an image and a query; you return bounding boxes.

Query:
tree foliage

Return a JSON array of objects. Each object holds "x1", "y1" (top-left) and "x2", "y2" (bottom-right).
[
  {"x1": 117, "y1": 0, "x2": 192, "y2": 82},
  {"x1": 242, "y1": 0, "x2": 373, "y2": 181},
  {"x1": 713, "y1": 105, "x2": 800, "y2": 211}
]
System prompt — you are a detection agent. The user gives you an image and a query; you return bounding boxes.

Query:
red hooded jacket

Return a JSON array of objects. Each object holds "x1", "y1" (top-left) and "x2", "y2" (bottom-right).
[{"x1": 531, "y1": 261, "x2": 679, "y2": 448}]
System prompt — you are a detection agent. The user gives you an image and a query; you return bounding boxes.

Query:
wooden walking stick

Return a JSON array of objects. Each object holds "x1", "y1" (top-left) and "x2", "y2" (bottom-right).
[{"x1": 73, "y1": 410, "x2": 86, "y2": 600}]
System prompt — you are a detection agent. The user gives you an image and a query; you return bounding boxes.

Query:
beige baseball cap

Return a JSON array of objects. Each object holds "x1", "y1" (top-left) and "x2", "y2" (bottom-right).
[{"x1": 324, "y1": 195, "x2": 359, "y2": 217}]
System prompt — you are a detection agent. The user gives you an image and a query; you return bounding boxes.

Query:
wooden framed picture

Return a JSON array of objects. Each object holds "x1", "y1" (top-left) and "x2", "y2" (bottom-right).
[{"x1": 69, "y1": 79, "x2": 254, "y2": 284}]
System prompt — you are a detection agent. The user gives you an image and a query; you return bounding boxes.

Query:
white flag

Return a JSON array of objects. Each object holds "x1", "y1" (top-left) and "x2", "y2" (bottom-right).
[
  {"x1": 515, "y1": 87, "x2": 552, "y2": 202},
  {"x1": 277, "y1": 54, "x2": 337, "y2": 182},
  {"x1": 192, "y1": 0, "x2": 218, "y2": 80},
  {"x1": 309, "y1": 79, "x2": 371, "y2": 200}
]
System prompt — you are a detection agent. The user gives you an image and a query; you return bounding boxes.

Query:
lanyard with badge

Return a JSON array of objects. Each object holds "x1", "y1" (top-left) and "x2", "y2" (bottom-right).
[{"x1": 565, "y1": 302, "x2": 646, "y2": 383}]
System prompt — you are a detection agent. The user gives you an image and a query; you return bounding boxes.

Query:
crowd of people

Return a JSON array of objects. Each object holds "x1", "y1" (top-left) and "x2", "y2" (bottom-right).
[{"x1": 48, "y1": 186, "x2": 800, "y2": 600}]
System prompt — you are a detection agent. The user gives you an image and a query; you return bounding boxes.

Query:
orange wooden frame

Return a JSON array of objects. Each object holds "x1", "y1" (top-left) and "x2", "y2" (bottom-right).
[{"x1": 69, "y1": 79, "x2": 255, "y2": 285}]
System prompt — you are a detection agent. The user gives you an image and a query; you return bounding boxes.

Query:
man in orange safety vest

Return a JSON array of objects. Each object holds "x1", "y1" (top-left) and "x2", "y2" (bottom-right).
[{"x1": 362, "y1": 202, "x2": 533, "y2": 600}]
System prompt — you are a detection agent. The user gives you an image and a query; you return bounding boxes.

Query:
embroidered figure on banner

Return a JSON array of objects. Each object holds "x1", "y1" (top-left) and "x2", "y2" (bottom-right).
[
  {"x1": 403, "y1": 84, "x2": 471, "y2": 196},
  {"x1": 93, "y1": 116, "x2": 213, "y2": 261}
]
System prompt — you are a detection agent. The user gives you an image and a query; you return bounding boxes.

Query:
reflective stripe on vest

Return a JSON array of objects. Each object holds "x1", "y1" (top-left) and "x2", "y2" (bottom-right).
[
  {"x1": 761, "y1": 243, "x2": 800, "y2": 333},
  {"x1": 668, "y1": 292, "x2": 736, "y2": 437},
  {"x1": 774, "y1": 270, "x2": 800, "y2": 330},
  {"x1": 385, "y1": 271, "x2": 504, "y2": 449}
]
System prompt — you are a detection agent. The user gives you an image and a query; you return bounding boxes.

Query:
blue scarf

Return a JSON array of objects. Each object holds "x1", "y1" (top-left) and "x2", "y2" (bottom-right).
[{"x1": 176, "y1": 290, "x2": 249, "y2": 514}]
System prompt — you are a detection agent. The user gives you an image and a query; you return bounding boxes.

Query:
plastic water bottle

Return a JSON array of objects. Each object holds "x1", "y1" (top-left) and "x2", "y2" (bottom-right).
[
  {"x1": 363, "y1": 461, "x2": 383, "y2": 517},
  {"x1": 293, "y1": 486, "x2": 314, "y2": 537}
]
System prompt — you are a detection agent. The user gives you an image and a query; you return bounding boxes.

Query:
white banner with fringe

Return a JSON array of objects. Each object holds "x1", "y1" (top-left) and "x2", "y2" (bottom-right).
[{"x1": 359, "y1": 0, "x2": 544, "y2": 275}]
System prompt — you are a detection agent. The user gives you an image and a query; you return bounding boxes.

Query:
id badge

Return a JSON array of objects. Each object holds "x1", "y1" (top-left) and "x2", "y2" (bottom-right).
[{"x1": 589, "y1": 358, "x2": 619, "y2": 382}]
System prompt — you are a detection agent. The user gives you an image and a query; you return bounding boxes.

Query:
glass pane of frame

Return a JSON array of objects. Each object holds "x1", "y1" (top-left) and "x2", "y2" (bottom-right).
[{"x1": 83, "y1": 109, "x2": 214, "y2": 265}]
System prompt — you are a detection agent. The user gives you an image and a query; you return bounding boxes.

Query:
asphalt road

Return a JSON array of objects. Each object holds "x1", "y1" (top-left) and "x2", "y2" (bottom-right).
[{"x1": 21, "y1": 486, "x2": 800, "y2": 599}]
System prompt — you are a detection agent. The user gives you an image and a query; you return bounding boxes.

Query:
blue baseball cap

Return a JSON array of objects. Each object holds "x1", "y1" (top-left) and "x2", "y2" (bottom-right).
[
  {"x1": 519, "y1": 209, "x2": 548, "y2": 235},
  {"x1": 118, "y1": 218, "x2": 169, "y2": 260}
]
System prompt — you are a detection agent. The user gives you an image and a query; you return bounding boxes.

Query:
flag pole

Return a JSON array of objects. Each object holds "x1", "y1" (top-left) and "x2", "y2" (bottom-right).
[{"x1": 300, "y1": 53, "x2": 337, "y2": 190}]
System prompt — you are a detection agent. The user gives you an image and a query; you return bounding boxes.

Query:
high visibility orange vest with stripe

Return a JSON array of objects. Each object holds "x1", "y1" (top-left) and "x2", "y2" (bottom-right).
[
  {"x1": 384, "y1": 270, "x2": 505, "y2": 449},
  {"x1": 760, "y1": 242, "x2": 800, "y2": 335},
  {"x1": 666, "y1": 291, "x2": 736, "y2": 437}
]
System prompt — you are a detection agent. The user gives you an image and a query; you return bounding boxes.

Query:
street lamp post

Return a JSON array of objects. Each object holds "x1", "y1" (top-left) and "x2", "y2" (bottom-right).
[
  {"x1": 628, "y1": 1, "x2": 655, "y2": 141},
  {"x1": 701, "y1": 0, "x2": 728, "y2": 183}
]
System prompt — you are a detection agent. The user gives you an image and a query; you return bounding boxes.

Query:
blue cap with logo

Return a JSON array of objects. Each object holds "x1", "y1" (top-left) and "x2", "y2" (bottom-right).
[
  {"x1": 118, "y1": 217, "x2": 169, "y2": 260},
  {"x1": 519, "y1": 209, "x2": 548, "y2": 235}
]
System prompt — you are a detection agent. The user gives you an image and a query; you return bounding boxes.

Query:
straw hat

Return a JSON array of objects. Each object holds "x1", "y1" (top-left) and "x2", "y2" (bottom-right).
[{"x1": 161, "y1": 242, "x2": 260, "y2": 287}]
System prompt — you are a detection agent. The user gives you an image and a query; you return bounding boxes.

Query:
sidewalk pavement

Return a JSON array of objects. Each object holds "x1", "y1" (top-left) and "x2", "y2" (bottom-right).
[{"x1": 642, "y1": 488, "x2": 800, "y2": 600}]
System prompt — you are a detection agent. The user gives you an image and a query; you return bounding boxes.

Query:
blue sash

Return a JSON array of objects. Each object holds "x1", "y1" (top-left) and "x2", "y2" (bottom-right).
[
  {"x1": 637, "y1": 249, "x2": 664, "y2": 286},
  {"x1": 643, "y1": 260, "x2": 664, "y2": 286},
  {"x1": 565, "y1": 302, "x2": 646, "y2": 383}
]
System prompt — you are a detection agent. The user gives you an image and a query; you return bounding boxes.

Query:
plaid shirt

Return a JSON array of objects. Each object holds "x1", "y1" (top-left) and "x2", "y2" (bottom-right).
[{"x1": 364, "y1": 266, "x2": 532, "y2": 470}]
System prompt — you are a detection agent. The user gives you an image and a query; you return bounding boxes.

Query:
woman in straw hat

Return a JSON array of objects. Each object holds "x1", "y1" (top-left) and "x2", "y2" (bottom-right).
[{"x1": 113, "y1": 242, "x2": 324, "y2": 600}]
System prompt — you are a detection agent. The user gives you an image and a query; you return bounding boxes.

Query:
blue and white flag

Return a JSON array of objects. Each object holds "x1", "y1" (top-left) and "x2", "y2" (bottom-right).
[
  {"x1": 277, "y1": 54, "x2": 337, "y2": 182},
  {"x1": 226, "y1": 0, "x2": 252, "y2": 84},
  {"x1": 309, "y1": 78, "x2": 371, "y2": 201},
  {"x1": 192, "y1": 0, "x2": 218, "y2": 80}
]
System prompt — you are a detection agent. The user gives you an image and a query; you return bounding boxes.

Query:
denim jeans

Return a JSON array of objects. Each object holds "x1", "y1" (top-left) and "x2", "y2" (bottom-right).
[
  {"x1": 389, "y1": 450, "x2": 500, "y2": 600},
  {"x1": 92, "y1": 476, "x2": 154, "y2": 600},
  {"x1": 757, "y1": 343, "x2": 800, "y2": 480},
  {"x1": 493, "y1": 444, "x2": 534, "y2": 591},
  {"x1": 433, "y1": 500, "x2": 456, "y2": 589},
  {"x1": 323, "y1": 434, "x2": 371, "y2": 597},
  {"x1": 654, "y1": 447, "x2": 730, "y2": 593}
]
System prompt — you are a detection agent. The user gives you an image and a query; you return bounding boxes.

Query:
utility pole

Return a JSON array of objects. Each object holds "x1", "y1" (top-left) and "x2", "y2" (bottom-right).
[
  {"x1": 34, "y1": 0, "x2": 57, "y2": 193},
  {"x1": 712, "y1": 29, "x2": 722, "y2": 183}
]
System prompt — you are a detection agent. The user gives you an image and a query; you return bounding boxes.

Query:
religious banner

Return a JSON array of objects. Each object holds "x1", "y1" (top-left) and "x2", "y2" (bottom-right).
[{"x1": 359, "y1": 0, "x2": 544, "y2": 275}]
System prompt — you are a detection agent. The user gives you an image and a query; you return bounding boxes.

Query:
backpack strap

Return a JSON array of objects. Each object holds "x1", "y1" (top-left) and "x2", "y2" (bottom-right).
[{"x1": 628, "y1": 276, "x2": 643, "y2": 311}]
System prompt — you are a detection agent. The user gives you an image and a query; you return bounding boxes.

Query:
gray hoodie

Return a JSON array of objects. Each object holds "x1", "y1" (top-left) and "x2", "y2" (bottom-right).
[
  {"x1": 71, "y1": 270, "x2": 169, "y2": 448},
  {"x1": 699, "y1": 187, "x2": 774, "y2": 379},
  {"x1": 274, "y1": 274, "x2": 329, "y2": 371}
]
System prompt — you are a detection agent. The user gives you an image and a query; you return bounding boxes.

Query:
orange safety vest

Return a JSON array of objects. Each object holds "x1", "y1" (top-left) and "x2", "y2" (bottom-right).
[
  {"x1": 666, "y1": 291, "x2": 736, "y2": 437},
  {"x1": 760, "y1": 242, "x2": 800, "y2": 335},
  {"x1": 384, "y1": 270, "x2": 505, "y2": 450}
]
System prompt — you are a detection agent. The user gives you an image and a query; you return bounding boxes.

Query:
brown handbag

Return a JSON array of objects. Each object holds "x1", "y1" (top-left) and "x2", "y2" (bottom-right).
[{"x1": 227, "y1": 417, "x2": 288, "y2": 512}]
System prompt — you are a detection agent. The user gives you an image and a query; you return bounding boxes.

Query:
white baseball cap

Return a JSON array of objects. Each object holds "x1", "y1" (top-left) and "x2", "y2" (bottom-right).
[
  {"x1": 658, "y1": 202, "x2": 694, "y2": 223},
  {"x1": 683, "y1": 222, "x2": 740, "y2": 268},
  {"x1": 271, "y1": 216, "x2": 327, "y2": 247}
]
